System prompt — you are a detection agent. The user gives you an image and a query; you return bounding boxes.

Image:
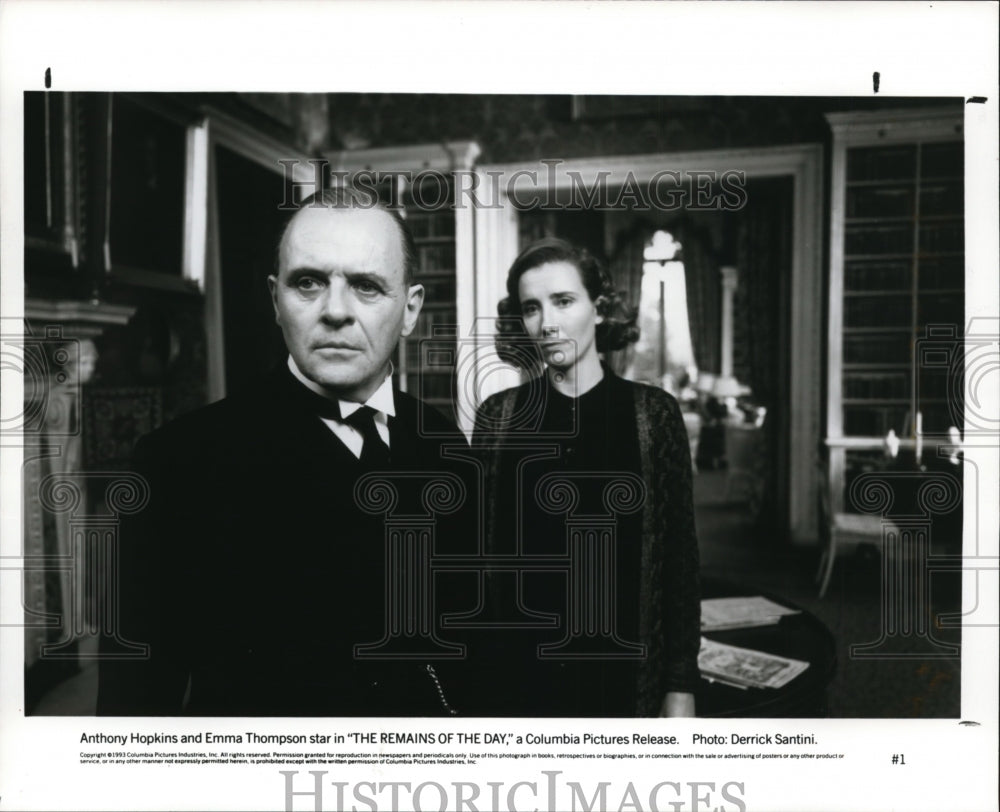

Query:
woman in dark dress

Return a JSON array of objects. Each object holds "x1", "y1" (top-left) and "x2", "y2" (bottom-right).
[{"x1": 473, "y1": 238, "x2": 700, "y2": 717}]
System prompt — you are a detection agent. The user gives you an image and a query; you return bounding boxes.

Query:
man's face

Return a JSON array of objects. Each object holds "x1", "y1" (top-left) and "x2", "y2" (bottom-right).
[{"x1": 269, "y1": 206, "x2": 423, "y2": 402}]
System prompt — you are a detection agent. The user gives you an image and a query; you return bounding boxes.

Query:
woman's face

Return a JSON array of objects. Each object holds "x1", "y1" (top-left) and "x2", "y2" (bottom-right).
[{"x1": 517, "y1": 260, "x2": 602, "y2": 371}]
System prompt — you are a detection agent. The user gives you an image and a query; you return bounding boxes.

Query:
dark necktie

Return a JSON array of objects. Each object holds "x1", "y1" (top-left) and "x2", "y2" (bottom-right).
[
  {"x1": 284, "y1": 371, "x2": 390, "y2": 464},
  {"x1": 343, "y1": 405, "x2": 390, "y2": 467}
]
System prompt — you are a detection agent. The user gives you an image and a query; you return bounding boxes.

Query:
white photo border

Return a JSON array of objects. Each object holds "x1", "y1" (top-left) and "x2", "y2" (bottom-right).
[{"x1": 1, "y1": 3, "x2": 997, "y2": 811}]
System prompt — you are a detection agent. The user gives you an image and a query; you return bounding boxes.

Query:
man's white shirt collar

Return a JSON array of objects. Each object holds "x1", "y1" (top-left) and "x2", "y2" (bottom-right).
[{"x1": 287, "y1": 356, "x2": 394, "y2": 456}]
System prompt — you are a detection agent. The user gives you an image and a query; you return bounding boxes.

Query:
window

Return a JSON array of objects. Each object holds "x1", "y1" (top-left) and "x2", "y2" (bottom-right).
[{"x1": 629, "y1": 230, "x2": 697, "y2": 389}]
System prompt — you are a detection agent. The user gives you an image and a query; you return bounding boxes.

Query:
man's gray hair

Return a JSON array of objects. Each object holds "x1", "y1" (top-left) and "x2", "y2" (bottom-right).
[{"x1": 276, "y1": 185, "x2": 418, "y2": 284}]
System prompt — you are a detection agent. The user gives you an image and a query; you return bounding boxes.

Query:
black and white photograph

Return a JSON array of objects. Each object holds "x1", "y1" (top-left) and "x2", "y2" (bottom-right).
[
  {"x1": 14, "y1": 90, "x2": 971, "y2": 720},
  {"x1": 1, "y1": 3, "x2": 997, "y2": 811}
]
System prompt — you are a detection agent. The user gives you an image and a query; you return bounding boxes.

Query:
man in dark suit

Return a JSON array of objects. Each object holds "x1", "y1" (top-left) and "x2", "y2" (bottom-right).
[{"x1": 97, "y1": 188, "x2": 473, "y2": 716}]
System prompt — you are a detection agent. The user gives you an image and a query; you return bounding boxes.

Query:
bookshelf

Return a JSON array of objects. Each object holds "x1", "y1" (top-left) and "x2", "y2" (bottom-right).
[
  {"x1": 399, "y1": 194, "x2": 458, "y2": 418},
  {"x1": 826, "y1": 108, "x2": 964, "y2": 516}
]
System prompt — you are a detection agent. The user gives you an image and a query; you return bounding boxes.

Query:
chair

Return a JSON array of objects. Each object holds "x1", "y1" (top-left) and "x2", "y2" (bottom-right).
[{"x1": 815, "y1": 459, "x2": 896, "y2": 599}]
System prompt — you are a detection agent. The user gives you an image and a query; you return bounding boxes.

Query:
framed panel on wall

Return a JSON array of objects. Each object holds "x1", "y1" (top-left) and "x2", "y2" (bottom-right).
[
  {"x1": 23, "y1": 92, "x2": 81, "y2": 270},
  {"x1": 103, "y1": 93, "x2": 203, "y2": 292}
]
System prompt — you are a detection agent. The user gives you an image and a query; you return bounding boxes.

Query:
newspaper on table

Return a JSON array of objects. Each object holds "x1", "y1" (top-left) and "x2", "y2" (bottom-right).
[
  {"x1": 698, "y1": 636, "x2": 810, "y2": 690},
  {"x1": 701, "y1": 596, "x2": 801, "y2": 631}
]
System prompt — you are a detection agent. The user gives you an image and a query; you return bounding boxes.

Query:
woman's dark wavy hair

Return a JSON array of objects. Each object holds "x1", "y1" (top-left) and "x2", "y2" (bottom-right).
[{"x1": 495, "y1": 238, "x2": 639, "y2": 368}]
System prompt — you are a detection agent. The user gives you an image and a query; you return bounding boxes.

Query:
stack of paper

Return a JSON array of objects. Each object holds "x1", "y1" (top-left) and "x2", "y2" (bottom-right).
[
  {"x1": 698, "y1": 637, "x2": 810, "y2": 690},
  {"x1": 701, "y1": 596, "x2": 801, "y2": 632}
]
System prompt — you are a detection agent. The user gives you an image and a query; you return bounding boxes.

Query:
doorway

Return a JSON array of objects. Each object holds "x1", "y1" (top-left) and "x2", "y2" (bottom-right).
[
  {"x1": 466, "y1": 145, "x2": 823, "y2": 542},
  {"x1": 214, "y1": 144, "x2": 289, "y2": 395}
]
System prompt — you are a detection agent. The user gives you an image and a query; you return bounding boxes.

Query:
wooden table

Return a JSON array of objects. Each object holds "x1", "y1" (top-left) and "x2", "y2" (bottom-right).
[{"x1": 696, "y1": 580, "x2": 837, "y2": 718}]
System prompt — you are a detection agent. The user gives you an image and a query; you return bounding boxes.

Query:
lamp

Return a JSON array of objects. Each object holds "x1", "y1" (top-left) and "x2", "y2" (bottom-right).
[
  {"x1": 711, "y1": 375, "x2": 743, "y2": 400},
  {"x1": 695, "y1": 372, "x2": 717, "y2": 394},
  {"x1": 712, "y1": 375, "x2": 746, "y2": 425}
]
